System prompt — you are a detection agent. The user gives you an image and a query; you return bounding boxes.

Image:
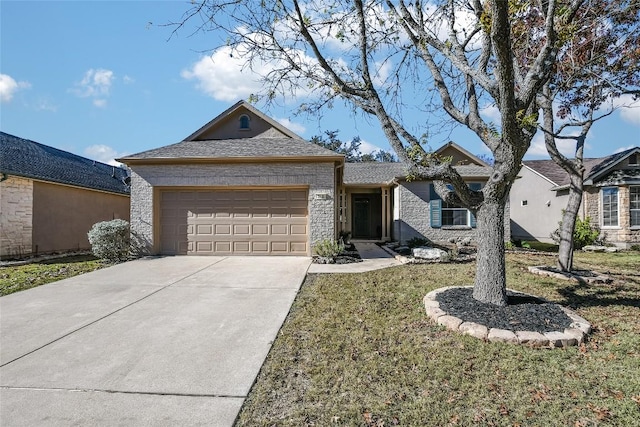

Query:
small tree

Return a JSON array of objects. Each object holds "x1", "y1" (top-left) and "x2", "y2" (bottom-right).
[{"x1": 87, "y1": 219, "x2": 131, "y2": 263}]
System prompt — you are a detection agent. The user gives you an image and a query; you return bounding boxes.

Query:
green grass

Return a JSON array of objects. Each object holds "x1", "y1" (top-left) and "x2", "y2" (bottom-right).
[
  {"x1": 0, "y1": 255, "x2": 106, "y2": 296},
  {"x1": 237, "y1": 251, "x2": 640, "y2": 426}
]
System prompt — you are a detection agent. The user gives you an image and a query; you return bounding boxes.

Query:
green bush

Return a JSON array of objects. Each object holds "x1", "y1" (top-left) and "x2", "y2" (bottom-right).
[
  {"x1": 551, "y1": 215, "x2": 600, "y2": 250},
  {"x1": 87, "y1": 219, "x2": 131, "y2": 263},
  {"x1": 313, "y1": 239, "x2": 345, "y2": 258}
]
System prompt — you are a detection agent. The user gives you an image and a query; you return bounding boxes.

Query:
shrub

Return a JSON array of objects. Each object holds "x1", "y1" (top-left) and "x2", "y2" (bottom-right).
[
  {"x1": 407, "y1": 237, "x2": 430, "y2": 248},
  {"x1": 313, "y1": 238, "x2": 345, "y2": 258},
  {"x1": 87, "y1": 219, "x2": 131, "y2": 263},
  {"x1": 551, "y1": 215, "x2": 600, "y2": 250}
]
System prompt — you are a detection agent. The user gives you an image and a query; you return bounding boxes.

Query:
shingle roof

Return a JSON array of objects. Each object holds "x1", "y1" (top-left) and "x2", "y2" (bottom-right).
[
  {"x1": 0, "y1": 132, "x2": 130, "y2": 195},
  {"x1": 344, "y1": 162, "x2": 409, "y2": 185},
  {"x1": 523, "y1": 147, "x2": 640, "y2": 187},
  {"x1": 343, "y1": 162, "x2": 492, "y2": 185},
  {"x1": 120, "y1": 137, "x2": 343, "y2": 161}
]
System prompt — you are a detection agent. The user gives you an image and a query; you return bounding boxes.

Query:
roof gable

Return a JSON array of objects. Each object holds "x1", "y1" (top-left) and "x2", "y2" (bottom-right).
[
  {"x1": 435, "y1": 142, "x2": 489, "y2": 167},
  {"x1": 0, "y1": 132, "x2": 129, "y2": 195},
  {"x1": 185, "y1": 100, "x2": 302, "y2": 141},
  {"x1": 522, "y1": 146, "x2": 640, "y2": 188}
]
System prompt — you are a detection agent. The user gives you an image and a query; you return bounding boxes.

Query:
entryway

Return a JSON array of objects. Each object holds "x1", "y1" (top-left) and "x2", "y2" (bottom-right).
[{"x1": 351, "y1": 193, "x2": 382, "y2": 239}]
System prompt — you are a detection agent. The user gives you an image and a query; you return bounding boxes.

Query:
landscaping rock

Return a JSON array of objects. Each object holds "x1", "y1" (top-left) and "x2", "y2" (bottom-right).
[
  {"x1": 437, "y1": 315, "x2": 463, "y2": 330},
  {"x1": 544, "y1": 331, "x2": 578, "y2": 348},
  {"x1": 459, "y1": 322, "x2": 488, "y2": 340},
  {"x1": 564, "y1": 328, "x2": 586, "y2": 345},
  {"x1": 516, "y1": 331, "x2": 549, "y2": 347},
  {"x1": 582, "y1": 245, "x2": 606, "y2": 252},
  {"x1": 424, "y1": 306, "x2": 446, "y2": 321},
  {"x1": 488, "y1": 328, "x2": 518, "y2": 344},
  {"x1": 413, "y1": 247, "x2": 448, "y2": 260}
]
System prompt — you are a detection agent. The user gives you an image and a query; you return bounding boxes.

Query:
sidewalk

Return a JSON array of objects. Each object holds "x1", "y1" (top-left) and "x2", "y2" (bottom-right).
[{"x1": 308, "y1": 242, "x2": 401, "y2": 273}]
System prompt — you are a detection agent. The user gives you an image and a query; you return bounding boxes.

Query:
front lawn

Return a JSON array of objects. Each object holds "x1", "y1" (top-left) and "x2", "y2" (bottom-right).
[
  {"x1": 237, "y1": 251, "x2": 640, "y2": 426},
  {"x1": 0, "y1": 255, "x2": 106, "y2": 296}
]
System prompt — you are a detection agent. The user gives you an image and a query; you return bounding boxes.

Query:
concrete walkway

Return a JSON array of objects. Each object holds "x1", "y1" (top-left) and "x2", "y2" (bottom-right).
[
  {"x1": 0, "y1": 256, "x2": 310, "y2": 426},
  {"x1": 308, "y1": 242, "x2": 401, "y2": 273}
]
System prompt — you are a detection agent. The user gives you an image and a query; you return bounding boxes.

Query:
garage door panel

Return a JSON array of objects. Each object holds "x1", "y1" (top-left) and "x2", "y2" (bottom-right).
[{"x1": 160, "y1": 188, "x2": 309, "y2": 255}]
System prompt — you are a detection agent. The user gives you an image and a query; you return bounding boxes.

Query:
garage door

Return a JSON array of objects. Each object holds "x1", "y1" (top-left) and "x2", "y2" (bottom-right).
[{"x1": 159, "y1": 188, "x2": 309, "y2": 255}]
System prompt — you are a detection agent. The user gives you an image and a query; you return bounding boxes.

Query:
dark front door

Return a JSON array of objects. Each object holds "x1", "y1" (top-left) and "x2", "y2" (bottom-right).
[{"x1": 352, "y1": 194, "x2": 382, "y2": 239}]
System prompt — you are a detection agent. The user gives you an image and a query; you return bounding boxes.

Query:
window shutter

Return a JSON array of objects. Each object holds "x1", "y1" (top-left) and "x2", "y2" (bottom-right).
[
  {"x1": 469, "y1": 183, "x2": 481, "y2": 228},
  {"x1": 429, "y1": 184, "x2": 442, "y2": 228}
]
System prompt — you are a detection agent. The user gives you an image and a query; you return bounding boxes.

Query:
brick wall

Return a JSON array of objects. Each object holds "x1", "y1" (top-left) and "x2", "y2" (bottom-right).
[
  {"x1": 0, "y1": 176, "x2": 33, "y2": 259},
  {"x1": 129, "y1": 162, "x2": 336, "y2": 254}
]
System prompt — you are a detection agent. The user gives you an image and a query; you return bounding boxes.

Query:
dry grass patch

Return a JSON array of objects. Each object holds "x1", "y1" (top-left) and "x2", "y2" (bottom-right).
[
  {"x1": 0, "y1": 255, "x2": 105, "y2": 296},
  {"x1": 237, "y1": 251, "x2": 640, "y2": 426}
]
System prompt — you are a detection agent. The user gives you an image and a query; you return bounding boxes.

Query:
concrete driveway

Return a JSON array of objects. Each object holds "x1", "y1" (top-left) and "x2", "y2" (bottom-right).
[{"x1": 0, "y1": 256, "x2": 310, "y2": 426}]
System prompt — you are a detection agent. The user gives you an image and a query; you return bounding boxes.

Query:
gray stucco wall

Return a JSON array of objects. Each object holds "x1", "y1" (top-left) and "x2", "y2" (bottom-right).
[
  {"x1": 509, "y1": 166, "x2": 568, "y2": 243},
  {"x1": 129, "y1": 162, "x2": 336, "y2": 254},
  {"x1": 393, "y1": 180, "x2": 510, "y2": 245}
]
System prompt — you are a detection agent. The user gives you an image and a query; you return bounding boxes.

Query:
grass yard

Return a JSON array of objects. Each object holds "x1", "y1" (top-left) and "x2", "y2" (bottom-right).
[
  {"x1": 237, "y1": 251, "x2": 640, "y2": 426},
  {"x1": 0, "y1": 255, "x2": 106, "y2": 296}
]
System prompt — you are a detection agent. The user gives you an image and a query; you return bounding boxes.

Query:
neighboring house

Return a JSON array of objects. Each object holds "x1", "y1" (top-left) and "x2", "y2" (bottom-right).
[
  {"x1": 0, "y1": 132, "x2": 131, "y2": 259},
  {"x1": 510, "y1": 147, "x2": 640, "y2": 248},
  {"x1": 119, "y1": 101, "x2": 498, "y2": 256}
]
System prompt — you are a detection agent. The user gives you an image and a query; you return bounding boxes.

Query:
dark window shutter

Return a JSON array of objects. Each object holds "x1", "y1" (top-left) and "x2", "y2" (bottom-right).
[{"x1": 429, "y1": 184, "x2": 442, "y2": 228}]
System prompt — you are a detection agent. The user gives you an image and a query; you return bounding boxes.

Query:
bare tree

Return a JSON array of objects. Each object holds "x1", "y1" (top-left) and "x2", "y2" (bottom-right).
[
  {"x1": 534, "y1": 1, "x2": 640, "y2": 271},
  {"x1": 172, "y1": 0, "x2": 586, "y2": 306}
]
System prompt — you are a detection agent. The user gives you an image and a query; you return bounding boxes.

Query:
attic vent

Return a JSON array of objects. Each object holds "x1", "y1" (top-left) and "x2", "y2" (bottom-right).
[
  {"x1": 630, "y1": 153, "x2": 639, "y2": 166},
  {"x1": 239, "y1": 114, "x2": 251, "y2": 130}
]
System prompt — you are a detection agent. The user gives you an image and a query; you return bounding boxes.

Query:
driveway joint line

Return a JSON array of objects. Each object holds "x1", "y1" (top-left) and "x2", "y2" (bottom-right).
[
  {"x1": 0, "y1": 385, "x2": 245, "y2": 399},
  {"x1": 0, "y1": 257, "x2": 228, "y2": 368}
]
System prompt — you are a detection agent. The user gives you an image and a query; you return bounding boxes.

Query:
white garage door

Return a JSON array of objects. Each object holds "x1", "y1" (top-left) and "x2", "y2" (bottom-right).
[{"x1": 159, "y1": 188, "x2": 309, "y2": 255}]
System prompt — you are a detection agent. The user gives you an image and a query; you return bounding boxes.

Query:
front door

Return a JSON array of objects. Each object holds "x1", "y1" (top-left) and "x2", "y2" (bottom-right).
[{"x1": 351, "y1": 194, "x2": 382, "y2": 239}]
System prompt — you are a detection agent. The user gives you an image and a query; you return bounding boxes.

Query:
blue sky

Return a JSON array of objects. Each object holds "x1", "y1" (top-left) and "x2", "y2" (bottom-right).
[{"x1": 2, "y1": 1, "x2": 639, "y2": 166}]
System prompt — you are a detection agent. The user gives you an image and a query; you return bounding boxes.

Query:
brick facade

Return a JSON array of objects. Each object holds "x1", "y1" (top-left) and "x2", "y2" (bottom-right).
[
  {"x1": 129, "y1": 162, "x2": 336, "y2": 254},
  {"x1": 0, "y1": 176, "x2": 33, "y2": 258}
]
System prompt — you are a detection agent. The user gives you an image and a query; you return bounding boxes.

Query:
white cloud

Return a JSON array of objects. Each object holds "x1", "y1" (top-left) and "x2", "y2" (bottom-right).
[
  {"x1": 123, "y1": 75, "x2": 135, "y2": 84},
  {"x1": 84, "y1": 144, "x2": 128, "y2": 166},
  {"x1": 611, "y1": 94, "x2": 640, "y2": 126},
  {"x1": 276, "y1": 117, "x2": 306, "y2": 135},
  {"x1": 526, "y1": 131, "x2": 581, "y2": 158},
  {"x1": 181, "y1": 40, "x2": 319, "y2": 102},
  {"x1": 71, "y1": 69, "x2": 114, "y2": 106},
  {"x1": 359, "y1": 139, "x2": 383, "y2": 155},
  {"x1": 0, "y1": 74, "x2": 31, "y2": 102},
  {"x1": 34, "y1": 98, "x2": 58, "y2": 112},
  {"x1": 614, "y1": 145, "x2": 636, "y2": 154}
]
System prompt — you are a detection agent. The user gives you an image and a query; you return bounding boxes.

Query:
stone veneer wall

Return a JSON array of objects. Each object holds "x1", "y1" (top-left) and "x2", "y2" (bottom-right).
[
  {"x1": 394, "y1": 181, "x2": 510, "y2": 245},
  {"x1": 0, "y1": 176, "x2": 33, "y2": 259},
  {"x1": 585, "y1": 186, "x2": 640, "y2": 248},
  {"x1": 129, "y1": 162, "x2": 336, "y2": 254}
]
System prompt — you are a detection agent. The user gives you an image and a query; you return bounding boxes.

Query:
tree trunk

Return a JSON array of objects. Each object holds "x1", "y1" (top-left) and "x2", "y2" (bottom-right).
[
  {"x1": 557, "y1": 173, "x2": 584, "y2": 271},
  {"x1": 473, "y1": 198, "x2": 508, "y2": 306}
]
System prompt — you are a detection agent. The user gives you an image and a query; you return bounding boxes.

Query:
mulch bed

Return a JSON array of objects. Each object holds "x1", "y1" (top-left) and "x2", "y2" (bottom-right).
[
  {"x1": 312, "y1": 245, "x2": 363, "y2": 264},
  {"x1": 435, "y1": 287, "x2": 573, "y2": 333}
]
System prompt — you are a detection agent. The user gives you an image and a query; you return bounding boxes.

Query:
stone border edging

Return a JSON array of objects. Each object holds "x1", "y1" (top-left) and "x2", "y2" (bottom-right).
[{"x1": 424, "y1": 286, "x2": 592, "y2": 348}]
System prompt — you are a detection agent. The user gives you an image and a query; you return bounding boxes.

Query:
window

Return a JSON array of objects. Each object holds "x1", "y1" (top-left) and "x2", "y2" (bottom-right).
[
  {"x1": 631, "y1": 186, "x2": 640, "y2": 227},
  {"x1": 629, "y1": 153, "x2": 639, "y2": 166},
  {"x1": 521, "y1": 200, "x2": 528, "y2": 206},
  {"x1": 442, "y1": 200, "x2": 470, "y2": 226},
  {"x1": 239, "y1": 114, "x2": 250, "y2": 130},
  {"x1": 602, "y1": 187, "x2": 619, "y2": 227},
  {"x1": 429, "y1": 183, "x2": 480, "y2": 228}
]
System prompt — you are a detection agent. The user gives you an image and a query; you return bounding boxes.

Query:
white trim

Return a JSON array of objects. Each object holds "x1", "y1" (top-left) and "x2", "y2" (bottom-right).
[{"x1": 600, "y1": 186, "x2": 620, "y2": 228}]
